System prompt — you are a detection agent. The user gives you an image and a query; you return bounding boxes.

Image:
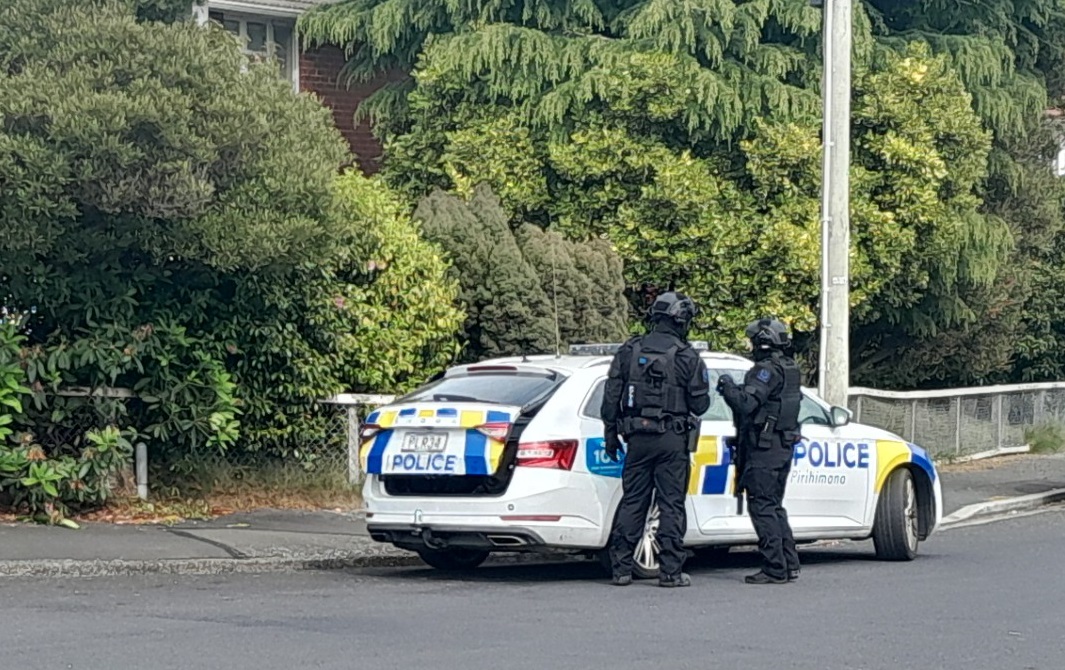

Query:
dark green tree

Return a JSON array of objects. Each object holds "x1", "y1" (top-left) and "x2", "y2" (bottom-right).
[
  {"x1": 301, "y1": 0, "x2": 1065, "y2": 388},
  {"x1": 515, "y1": 224, "x2": 631, "y2": 344},
  {"x1": 865, "y1": 0, "x2": 1065, "y2": 385},
  {"x1": 414, "y1": 185, "x2": 630, "y2": 360},
  {"x1": 414, "y1": 186, "x2": 557, "y2": 360}
]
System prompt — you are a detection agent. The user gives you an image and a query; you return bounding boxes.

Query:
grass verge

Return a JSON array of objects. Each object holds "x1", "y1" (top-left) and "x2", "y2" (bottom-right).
[{"x1": 74, "y1": 457, "x2": 363, "y2": 525}]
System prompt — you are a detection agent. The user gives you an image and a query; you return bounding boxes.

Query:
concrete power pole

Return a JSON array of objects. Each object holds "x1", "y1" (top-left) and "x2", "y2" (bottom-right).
[{"x1": 817, "y1": 0, "x2": 852, "y2": 409}]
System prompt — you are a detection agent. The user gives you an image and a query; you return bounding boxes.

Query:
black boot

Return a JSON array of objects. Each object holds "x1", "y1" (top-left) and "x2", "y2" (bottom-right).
[
  {"x1": 745, "y1": 571, "x2": 787, "y2": 585},
  {"x1": 658, "y1": 572, "x2": 692, "y2": 588}
]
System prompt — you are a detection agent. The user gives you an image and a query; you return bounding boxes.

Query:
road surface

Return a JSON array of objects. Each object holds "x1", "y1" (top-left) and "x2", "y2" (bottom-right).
[{"x1": 3, "y1": 509, "x2": 1063, "y2": 670}]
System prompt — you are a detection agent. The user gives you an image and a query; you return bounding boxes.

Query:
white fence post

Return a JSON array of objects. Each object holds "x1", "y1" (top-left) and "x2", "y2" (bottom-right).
[
  {"x1": 135, "y1": 442, "x2": 149, "y2": 500},
  {"x1": 347, "y1": 407, "x2": 360, "y2": 485},
  {"x1": 995, "y1": 395, "x2": 1004, "y2": 449},
  {"x1": 910, "y1": 399, "x2": 918, "y2": 443},
  {"x1": 954, "y1": 396, "x2": 962, "y2": 456}
]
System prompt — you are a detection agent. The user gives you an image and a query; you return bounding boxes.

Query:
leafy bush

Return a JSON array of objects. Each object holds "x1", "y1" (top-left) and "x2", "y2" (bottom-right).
[
  {"x1": 216, "y1": 171, "x2": 464, "y2": 458},
  {"x1": 0, "y1": 325, "x2": 133, "y2": 522},
  {"x1": 1, "y1": 0, "x2": 463, "y2": 481},
  {"x1": 0, "y1": 324, "x2": 28, "y2": 443}
]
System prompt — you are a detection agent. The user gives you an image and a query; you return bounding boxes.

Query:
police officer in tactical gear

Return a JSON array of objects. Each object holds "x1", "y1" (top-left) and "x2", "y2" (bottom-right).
[
  {"x1": 717, "y1": 318, "x2": 803, "y2": 585},
  {"x1": 600, "y1": 291, "x2": 711, "y2": 587}
]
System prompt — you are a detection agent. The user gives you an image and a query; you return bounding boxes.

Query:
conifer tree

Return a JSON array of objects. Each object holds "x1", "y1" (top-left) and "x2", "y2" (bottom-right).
[
  {"x1": 301, "y1": 0, "x2": 1065, "y2": 387},
  {"x1": 414, "y1": 186, "x2": 557, "y2": 360},
  {"x1": 414, "y1": 186, "x2": 630, "y2": 360}
]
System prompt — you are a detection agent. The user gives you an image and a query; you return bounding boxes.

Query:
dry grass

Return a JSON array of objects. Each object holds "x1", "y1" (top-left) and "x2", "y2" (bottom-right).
[{"x1": 74, "y1": 459, "x2": 364, "y2": 525}]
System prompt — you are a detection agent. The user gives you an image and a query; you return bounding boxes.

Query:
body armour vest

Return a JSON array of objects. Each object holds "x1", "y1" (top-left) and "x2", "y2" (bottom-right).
[
  {"x1": 623, "y1": 337, "x2": 690, "y2": 427},
  {"x1": 761, "y1": 353, "x2": 802, "y2": 433}
]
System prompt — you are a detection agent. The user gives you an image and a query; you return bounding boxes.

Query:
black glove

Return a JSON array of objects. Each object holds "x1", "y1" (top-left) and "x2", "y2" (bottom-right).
[
  {"x1": 716, "y1": 376, "x2": 734, "y2": 395},
  {"x1": 604, "y1": 432, "x2": 625, "y2": 462}
]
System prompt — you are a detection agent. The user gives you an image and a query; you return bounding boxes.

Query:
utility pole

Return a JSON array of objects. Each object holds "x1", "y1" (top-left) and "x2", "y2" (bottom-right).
[{"x1": 817, "y1": 0, "x2": 852, "y2": 409}]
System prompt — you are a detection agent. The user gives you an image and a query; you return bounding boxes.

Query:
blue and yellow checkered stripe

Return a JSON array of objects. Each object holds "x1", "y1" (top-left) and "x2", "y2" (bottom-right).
[
  {"x1": 688, "y1": 435, "x2": 734, "y2": 496},
  {"x1": 360, "y1": 408, "x2": 512, "y2": 476}
]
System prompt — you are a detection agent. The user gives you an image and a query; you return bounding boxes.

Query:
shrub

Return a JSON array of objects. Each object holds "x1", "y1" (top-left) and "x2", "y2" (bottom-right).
[{"x1": 414, "y1": 185, "x2": 629, "y2": 361}]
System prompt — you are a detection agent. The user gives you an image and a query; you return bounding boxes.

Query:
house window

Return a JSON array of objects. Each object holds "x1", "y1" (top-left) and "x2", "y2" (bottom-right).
[{"x1": 208, "y1": 10, "x2": 297, "y2": 89}]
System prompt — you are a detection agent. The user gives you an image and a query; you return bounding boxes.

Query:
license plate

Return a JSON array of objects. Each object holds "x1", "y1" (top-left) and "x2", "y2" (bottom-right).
[{"x1": 402, "y1": 433, "x2": 448, "y2": 453}]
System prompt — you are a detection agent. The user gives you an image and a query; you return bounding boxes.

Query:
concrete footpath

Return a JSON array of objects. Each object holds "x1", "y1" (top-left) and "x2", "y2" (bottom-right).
[{"x1": 3, "y1": 453, "x2": 1065, "y2": 578}]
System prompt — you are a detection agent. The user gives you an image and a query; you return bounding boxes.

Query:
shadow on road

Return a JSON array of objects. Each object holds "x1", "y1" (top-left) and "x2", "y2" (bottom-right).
[{"x1": 354, "y1": 539, "x2": 943, "y2": 584}]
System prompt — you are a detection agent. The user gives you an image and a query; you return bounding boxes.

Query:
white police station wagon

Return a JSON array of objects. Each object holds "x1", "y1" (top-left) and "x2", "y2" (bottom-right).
[{"x1": 359, "y1": 343, "x2": 942, "y2": 577}]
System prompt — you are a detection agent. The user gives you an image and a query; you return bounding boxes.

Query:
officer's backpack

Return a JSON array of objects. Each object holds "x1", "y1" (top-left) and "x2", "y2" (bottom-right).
[{"x1": 622, "y1": 337, "x2": 690, "y2": 434}]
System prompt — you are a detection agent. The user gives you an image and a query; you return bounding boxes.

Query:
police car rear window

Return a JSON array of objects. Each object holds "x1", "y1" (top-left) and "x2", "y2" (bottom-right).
[{"x1": 399, "y1": 372, "x2": 562, "y2": 407}]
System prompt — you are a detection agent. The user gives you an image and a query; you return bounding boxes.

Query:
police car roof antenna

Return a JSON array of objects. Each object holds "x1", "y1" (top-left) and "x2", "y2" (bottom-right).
[{"x1": 551, "y1": 232, "x2": 561, "y2": 358}]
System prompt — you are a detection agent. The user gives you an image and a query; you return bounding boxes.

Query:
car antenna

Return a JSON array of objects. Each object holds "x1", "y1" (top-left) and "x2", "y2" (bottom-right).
[
  {"x1": 515, "y1": 322, "x2": 530, "y2": 363},
  {"x1": 551, "y1": 232, "x2": 562, "y2": 358}
]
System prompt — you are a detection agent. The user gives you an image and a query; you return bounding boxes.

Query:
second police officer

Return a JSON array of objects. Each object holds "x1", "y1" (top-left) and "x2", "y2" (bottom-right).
[
  {"x1": 600, "y1": 291, "x2": 711, "y2": 588},
  {"x1": 717, "y1": 318, "x2": 803, "y2": 584}
]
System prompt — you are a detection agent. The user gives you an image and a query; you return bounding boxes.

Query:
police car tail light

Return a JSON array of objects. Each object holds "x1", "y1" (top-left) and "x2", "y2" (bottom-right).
[
  {"x1": 360, "y1": 424, "x2": 382, "y2": 441},
  {"x1": 516, "y1": 440, "x2": 578, "y2": 470},
  {"x1": 475, "y1": 422, "x2": 511, "y2": 442}
]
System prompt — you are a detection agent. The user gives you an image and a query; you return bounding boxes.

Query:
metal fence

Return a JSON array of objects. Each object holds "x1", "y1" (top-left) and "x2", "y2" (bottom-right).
[
  {"x1": 16, "y1": 383, "x2": 1065, "y2": 490},
  {"x1": 321, "y1": 394, "x2": 396, "y2": 485},
  {"x1": 331, "y1": 385, "x2": 1065, "y2": 475},
  {"x1": 848, "y1": 382, "x2": 1065, "y2": 459}
]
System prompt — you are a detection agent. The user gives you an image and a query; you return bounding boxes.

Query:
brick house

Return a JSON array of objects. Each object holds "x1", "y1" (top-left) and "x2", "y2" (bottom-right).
[{"x1": 193, "y1": 0, "x2": 393, "y2": 173}]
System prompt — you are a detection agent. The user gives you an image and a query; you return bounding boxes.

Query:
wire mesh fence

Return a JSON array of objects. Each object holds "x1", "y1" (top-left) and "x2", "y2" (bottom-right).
[
  {"x1": 190, "y1": 396, "x2": 395, "y2": 490},
  {"x1": 20, "y1": 383, "x2": 1065, "y2": 494},
  {"x1": 848, "y1": 383, "x2": 1065, "y2": 459}
]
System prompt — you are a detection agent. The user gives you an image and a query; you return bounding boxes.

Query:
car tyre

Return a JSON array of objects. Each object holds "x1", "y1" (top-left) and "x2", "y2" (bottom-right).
[
  {"x1": 598, "y1": 497, "x2": 668, "y2": 580},
  {"x1": 872, "y1": 467, "x2": 919, "y2": 561},
  {"x1": 416, "y1": 548, "x2": 490, "y2": 571},
  {"x1": 632, "y1": 498, "x2": 661, "y2": 580}
]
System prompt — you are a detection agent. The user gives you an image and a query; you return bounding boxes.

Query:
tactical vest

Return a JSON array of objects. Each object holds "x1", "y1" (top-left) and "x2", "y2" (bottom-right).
[
  {"x1": 759, "y1": 353, "x2": 801, "y2": 434},
  {"x1": 620, "y1": 337, "x2": 690, "y2": 434}
]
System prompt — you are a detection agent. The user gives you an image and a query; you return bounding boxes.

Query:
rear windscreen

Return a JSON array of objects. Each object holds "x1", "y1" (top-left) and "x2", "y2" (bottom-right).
[
  {"x1": 399, "y1": 372, "x2": 562, "y2": 407},
  {"x1": 582, "y1": 367, "x2": 748, "y2": 422}
]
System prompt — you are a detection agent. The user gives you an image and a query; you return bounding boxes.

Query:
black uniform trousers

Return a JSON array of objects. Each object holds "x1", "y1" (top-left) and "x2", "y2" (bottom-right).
[
  {"x1": 744, "y1": 434, "x2": 800, "y2": 580},
  {"x1": 608, "y1": 431, "x2": 690, "y2": 579}
]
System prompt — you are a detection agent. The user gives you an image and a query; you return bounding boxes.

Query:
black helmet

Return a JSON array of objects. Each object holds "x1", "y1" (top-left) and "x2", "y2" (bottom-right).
[
  {"x1": 648, "y1": 291, "x2": 698, "y2": 327},
  {"x1": 745, "y1": 318, "x2": 791, "y2": 351}
]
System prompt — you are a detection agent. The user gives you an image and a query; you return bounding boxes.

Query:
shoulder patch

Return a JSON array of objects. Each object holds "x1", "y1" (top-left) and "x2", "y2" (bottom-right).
[{"x1": 756, "y1": 368, "x2": 772, "y2": 383}]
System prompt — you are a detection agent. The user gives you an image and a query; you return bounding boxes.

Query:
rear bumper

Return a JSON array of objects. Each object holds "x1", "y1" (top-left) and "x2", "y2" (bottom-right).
[
  {"x1": 362, "y1": 468, "x2": 611, "y2": 551},
  {"x1": 368, "y1": 524, "x2": 551, "y2": 552}
]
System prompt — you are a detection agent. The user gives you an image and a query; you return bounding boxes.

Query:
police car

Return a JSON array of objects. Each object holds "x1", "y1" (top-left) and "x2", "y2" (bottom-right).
[{"x1": 359, "y1": 343, "x2": 942, "y2": 577}]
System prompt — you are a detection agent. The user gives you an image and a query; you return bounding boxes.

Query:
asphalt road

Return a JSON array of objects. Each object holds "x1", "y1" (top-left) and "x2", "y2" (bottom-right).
[{"x1": 3, "y1": 510, "x2": 1064, "y2": 670}]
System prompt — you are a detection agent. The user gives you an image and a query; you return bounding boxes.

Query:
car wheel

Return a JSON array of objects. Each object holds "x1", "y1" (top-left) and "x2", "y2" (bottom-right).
[
  {"x1": 872, "y1": 467, "x2": 919, "y2": 561},
  {"x1": 632, "y1": 499, "x2": 661, "y2": 580},
  {"x1": 416, "y1": 548, "x2": 490, "y2": 571}
]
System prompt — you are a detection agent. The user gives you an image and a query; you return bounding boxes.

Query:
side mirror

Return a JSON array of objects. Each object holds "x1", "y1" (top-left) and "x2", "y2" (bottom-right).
[{"x1": 830, "y1": 406, "x2": 851, "y2": 427}]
